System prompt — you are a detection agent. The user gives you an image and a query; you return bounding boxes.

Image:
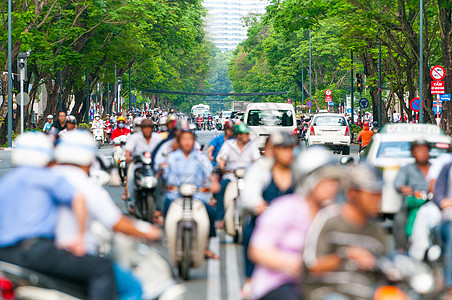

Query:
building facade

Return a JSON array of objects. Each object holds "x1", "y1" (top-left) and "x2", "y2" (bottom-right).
[{"x1": 203, "y1": 0, "x2": 268, "y2": 51}]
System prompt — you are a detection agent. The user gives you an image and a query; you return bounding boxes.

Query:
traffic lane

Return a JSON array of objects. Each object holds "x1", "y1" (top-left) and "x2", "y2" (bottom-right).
[{"x1": 0, "y1": 150, "x2": 12, "y2": 177}]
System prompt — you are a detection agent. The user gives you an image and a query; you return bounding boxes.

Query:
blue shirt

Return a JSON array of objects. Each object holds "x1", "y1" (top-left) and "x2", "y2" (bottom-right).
[
  {"x1": 0, "y1": 167, "x2": 76, "y2": 247},
  {"x1": 209, "y1": 134, "x2": 231, "y2": 166},
  {"x1": 43, "y1": 122, "x2": 53, "y2": 132},
  {"x1": 164, "y1": 149, "x2": 213, "y2": 203}
]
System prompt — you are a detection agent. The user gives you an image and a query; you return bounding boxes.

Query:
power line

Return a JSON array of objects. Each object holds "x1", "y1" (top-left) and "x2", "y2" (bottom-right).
[{"x1": 143, "y1": 89, "x2": 288, "y2": 96}]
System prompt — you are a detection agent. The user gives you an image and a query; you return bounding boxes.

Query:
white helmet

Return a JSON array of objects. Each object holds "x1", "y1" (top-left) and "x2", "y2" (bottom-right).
[
  {"x1": 12, "y1": 132, "x2": 54, "y2": 167},
  {"x1": 55, "y1": 130, "x2": 97, "y2": 166},
  {"x1": 47, "y1": 115, "x2": 54, "y2": 120},
  {"x1": 133, "y1": 117, "x2": 144, "y2": 133},
  {"x1": 94, "y1": 114, "x2": 100, "y2": 118},
  {"x1": 159, "y1": 116, "x2": 168, "y2": 125},
  {"x1": 295, "y1": 146, "x2": 343, "y2": 194}
]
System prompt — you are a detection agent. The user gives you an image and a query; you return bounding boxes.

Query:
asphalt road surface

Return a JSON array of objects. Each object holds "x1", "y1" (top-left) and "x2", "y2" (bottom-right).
[{"x1": 0, "y1": 130, "x2": 359, "y2": 299}]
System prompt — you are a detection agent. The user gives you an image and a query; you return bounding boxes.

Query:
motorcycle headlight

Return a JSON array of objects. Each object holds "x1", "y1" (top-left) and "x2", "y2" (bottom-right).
[
  {"x1": 234, "y1": 168, "x2": 246, "y2": 178},
  {"x1": 410, "y1": 272, "x2": 434, "y2": 294},
  {"x1": 179, "y1": 183, "x2": 197, "y2": 197},
  {"x1": 141, "y1": 176, "x2": 158, "y2": 189}
]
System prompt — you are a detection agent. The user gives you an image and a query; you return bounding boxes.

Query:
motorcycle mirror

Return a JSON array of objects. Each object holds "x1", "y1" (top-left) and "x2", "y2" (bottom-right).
[
  {"x1": 427, "y1": 245, "x2": 442, "y2": 262},
  {"x1": 340, "y1": 157, "x2": 354, "y2": 165}
]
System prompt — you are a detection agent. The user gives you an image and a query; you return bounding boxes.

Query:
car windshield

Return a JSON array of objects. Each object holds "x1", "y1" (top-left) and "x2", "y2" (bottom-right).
[
  {"x1": 376, "y1": 141, "x2": 450, "y2": 159},
  {"x1": 223, "y1": 112, "x2": 231, "y2": 118},
  {"x1": 246, "y1": 110, "x2": 294, "y2": 127},
  {"x1": 314, "y1": 116, "x2": 347, "y2": 126}
]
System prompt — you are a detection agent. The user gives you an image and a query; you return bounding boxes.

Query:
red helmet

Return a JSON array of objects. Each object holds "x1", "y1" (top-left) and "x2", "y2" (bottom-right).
[
  {"x1": 224, "y1": 120, "x2": 233, "y2": 130},
  {"x1": 363, "y1": 121, "x2": 370, "y2": 127}
]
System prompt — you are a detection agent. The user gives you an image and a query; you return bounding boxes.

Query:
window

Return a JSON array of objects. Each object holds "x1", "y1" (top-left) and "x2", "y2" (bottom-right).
[
  {"x1": 313, "y1": 116, "x2": 347, "y2": 126},
  {"x1": 376, "y1": 141, "x2": 450, "y2": 159},
  {"x1": 246, "y1": 110, "x2": 294, "y2": 127}
]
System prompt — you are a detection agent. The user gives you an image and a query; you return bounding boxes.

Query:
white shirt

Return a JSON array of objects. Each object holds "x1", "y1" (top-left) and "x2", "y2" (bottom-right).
[
  {"x1": 125, "y1": 132, "x2": 162, "y2": 157},
  {"x1": 54, "y1": 165, "x2": 122, "y2": 255},
  {"x1": 217, "y1": 139, "x2": 261, "y2": 181}
]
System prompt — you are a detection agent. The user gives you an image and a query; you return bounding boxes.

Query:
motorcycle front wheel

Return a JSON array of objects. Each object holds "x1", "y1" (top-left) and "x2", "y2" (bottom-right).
[
  {"x1": 179, "y1": 229, "x2": 191, "y2": 280},
  {"x1": 145, "y1": 193, "x2": 156, "y2": 223}
]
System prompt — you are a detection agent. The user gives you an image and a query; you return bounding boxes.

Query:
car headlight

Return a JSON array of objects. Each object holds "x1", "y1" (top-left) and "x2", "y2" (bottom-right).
[
  {"x1": 141, "y1": 176, "x2": 158, "y2": 189},
  {"x1": 234, "y1": 168, "x2": 246, "y2": 178},
  {"x1": 410, "y1": 272, "x2": 434, "y2": 294}
]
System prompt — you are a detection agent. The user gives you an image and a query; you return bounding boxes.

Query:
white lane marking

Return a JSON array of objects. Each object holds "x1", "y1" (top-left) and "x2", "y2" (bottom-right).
[
  {"x1": 226, "y1": 239, "x2": 241, "y2": 300},
  {"x1": 206, "y1": 237, "x2": 221, "y2": 300}
]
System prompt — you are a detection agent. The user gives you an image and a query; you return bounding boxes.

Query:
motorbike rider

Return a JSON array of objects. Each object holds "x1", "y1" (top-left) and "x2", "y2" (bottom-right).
[
  {"x1": 303, "y1": 164, "x2": 388, "y2": 300},
  {"x1": 0, "y1": 132, "x2": 117, "y2": 299},
  {"x1": 215, "y1": 122, "x2": 261, "y2": 224},
  {"x1": 124, "y1": 119, "x2": 162, "y2": 208},
  {"x1": 393, "y1": 139, "x2": 431, "y2": 252},
  {"x1": 111, "y1": 116, "x2": 131, "y2": 141},
  {"x1": 51, "y1": 110, "x2": 67, "y2": 132},
  {"x1": 207, "y1": 121, "x2": 234, "y2": 167},
  {"x1": 92, "y1": 113, "x2": 106, "y2": 140},
  {"x1": 249, "y1": 147, "x2": 343, "y2": 300},
  {"x1": 105, "y1": 114, "x2": 112, "y2": 142},
  {"x1": 356, "y1": 121, "x2": 374, "y2": 151},
  {"x1": 240, "y1": 132, "x2": 298, "y2": 297},
  {"x1": 58, "y1": 115, "x2": 77, "y2": 137},
  {"x1": 43, "y1": 115, "x2": 54, "y2": 133},
  {"x1": 163, "y1": 127, "x2": 219, "y2": 259},
  {"x1": 196, "y1": 114, "x2": 203, "y2": 130},
  {"x1": 53, "y1": 130, "x2": 162, "y2": 300}
]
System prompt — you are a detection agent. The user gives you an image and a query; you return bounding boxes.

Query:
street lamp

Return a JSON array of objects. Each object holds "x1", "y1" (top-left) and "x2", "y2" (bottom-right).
[
  {"x1": 17, "y1": 52, "x2": 30, "y2": 134},
  {"x1": 7, "y1": 0, "x2": 12, "y2": 147},
  {"x1": 419, "y1": 0, "x2": 424, "y2": 123}
]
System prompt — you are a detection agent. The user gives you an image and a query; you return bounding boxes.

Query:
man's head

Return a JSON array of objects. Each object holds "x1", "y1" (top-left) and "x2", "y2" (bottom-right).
[
  {"x1": 411, "y1": 139, "x2": 431, "y2": 165},
  {"x1": 178, "y1": 130, "x2": 195, "y2": 154},
  {"x1": 141, "y1": 119, "x2": 154, "y2": 139},
  {"x1": 12, "y1": 132, "x2": 54, "y2": 167},
  {"x1": 233, "y1": 122, "x2": 250, "y2": 145},
  {"x1": 347, "y1": 164, "x2": 383, "y2": 218},
  {"x1": 57, "y1": 110, "x2": 67, "y2": 124},
  {"x1": 224, "y1": 121, "x2": 234, "y2": 138},
  {"x1": 117, "y1": 116, "x2": 126, "y2": 129},
  {"x1": 270, "y1": 132, "x2": 297, "y2": 168},
  {"x1": 167, "y1": 115, "x2": 178, "y2": 131},
  {"x1": 106, "y1": 114, "x2": 110, "y2": 120},
  {"x1": 55, "y1": 130, "x2": 97, "y2": 171},
  {"x1": 94, "y1": 114, "x2": 100, "y2": 121},
  {"x1": 66, "y1": 116, "x2": 77, "y2": 131}
]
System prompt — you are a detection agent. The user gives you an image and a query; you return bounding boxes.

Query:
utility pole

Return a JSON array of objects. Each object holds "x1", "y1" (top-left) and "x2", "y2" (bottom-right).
[
  {"x1": 309, "y1": 30, "x2": 312, "y2": 114},
  {"x1": 107, "y1": 83, "x2": 110, "y2": 115},
  {"x1": 58, "y1": 3, "x2": 62, "y2": 111},
  {"x1": 86, "y1": 71, "x2": 89, "y2": 123},
  {"x1": 301, "y1": 61, "x2": 304, "y2": 105},
  {"x1": 129, "y1": 68, "x2": 132, "y2": 112},
  {"x1": 351, "y1": 51, "x2": 354, "y2": 125},
  {"x1": 7, "y1": 0, "x2": 12, "y2": 146},
  {"x1": 419, "y1": 0, "x2": 424, "y2": 123},
  {"x1": 114, "y1": 63, "x2": 117, "y2": 113},
  {"x1": 18, "y1": 52, "x2": 29, "y2": 134},
  {"x1": 378, "y1": 39, "x2": 382, "y2": 128}
]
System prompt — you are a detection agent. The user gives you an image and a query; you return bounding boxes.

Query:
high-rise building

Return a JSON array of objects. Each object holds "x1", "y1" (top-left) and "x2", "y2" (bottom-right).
[{"x1": 203, "y1": 0, "x2": 268, "y2": 51}]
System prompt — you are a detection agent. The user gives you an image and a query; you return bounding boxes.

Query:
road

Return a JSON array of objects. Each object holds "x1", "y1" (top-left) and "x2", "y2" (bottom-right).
[{"x1": 0, "y1": 130, "x2": 359, "y2": 299}]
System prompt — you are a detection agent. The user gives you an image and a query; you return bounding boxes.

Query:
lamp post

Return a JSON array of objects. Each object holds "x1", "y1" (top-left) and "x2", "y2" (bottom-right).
[
  {"x1": 7, "y1": 0, "x2": 12, "y2": 147},
  {"x1": 378, "y1": 37, "x2": 382, "y2": 129},
  {"x1": 114, "y1": 63, "x2": 117, "y2": 113},
  {"x1": 419, "y1": 0, "x2": 424, "y2": 123},
  {"x1": 129, "y1": 68, "x2": 132, "y2": 111},
  {"x1": 309, "y1": 30, "x2": 312, "y2": 114},
  {"x1": 351, "y1": 51, "x2": 354, "y2": 125}
]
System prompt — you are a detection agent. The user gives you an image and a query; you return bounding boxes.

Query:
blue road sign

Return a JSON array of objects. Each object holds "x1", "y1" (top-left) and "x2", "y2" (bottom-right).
[
  {"x1": 306, "y1": 100, "x2": 313, "y2": 108},
  {"x1": 433, "y1": 106, "x2": 442, "y2": 114},
  {"x1": 440, "y1": 94, "x2": 451, "y2": 102},
  {"x1": 328, "y1": 102, "x2": 335, "y2": 106},
  {"x1": 131, "y1": 96, "x2": 137, "y2": 103},
  {"x1": 346, "y1": 108, "x2": 351, "y2": 114},
  {"x1": 359, "y1": 98, "x2": 369, "y2": 109}
]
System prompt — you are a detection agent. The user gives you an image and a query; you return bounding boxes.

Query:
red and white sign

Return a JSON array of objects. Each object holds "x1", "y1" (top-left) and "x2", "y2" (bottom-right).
[
  {"x1": 431, "y1": 81, "x2": 445, "y2": 94},
  {"x1": 430, "y1": 65, "x2": 446, "y2": 81},
  {"x1": 325, "y1": 89, "x2": 332, "y2": 96},
  {"x1": 325, "y1": 95, "x2": 332, "y2": 102}
]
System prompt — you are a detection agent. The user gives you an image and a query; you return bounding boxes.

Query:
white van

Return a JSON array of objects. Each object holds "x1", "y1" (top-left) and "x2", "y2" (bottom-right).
[{"x1": 244, "y1": 103, "x2": 297, "y2": 149}]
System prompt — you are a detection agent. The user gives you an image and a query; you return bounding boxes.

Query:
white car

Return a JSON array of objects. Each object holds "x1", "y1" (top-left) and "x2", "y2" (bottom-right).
[
  {"x1": 221, "y1": 110, "x2": 232, "y2": 128},
  {"x1": 362, "y1": 123, "x2": 452, "y2": 215},
  {"x1": 306, "y1": 113, "x2": 351, "y2": 155},
  {"x1": 244, "y1": 103, "x2": 297, "y2": 150}
]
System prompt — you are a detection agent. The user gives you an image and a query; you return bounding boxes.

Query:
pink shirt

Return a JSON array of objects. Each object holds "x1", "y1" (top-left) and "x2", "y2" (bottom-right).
[{"x1": 250, "y1": 194, "x2": 311, "y2": 299}]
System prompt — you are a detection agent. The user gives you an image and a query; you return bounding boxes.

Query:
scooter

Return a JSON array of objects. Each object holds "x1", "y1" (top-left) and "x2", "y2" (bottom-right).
[
  {"x1": 0, "y1": 221, "x2": 186, "y2": 300},
  {"x1": 207, "y1": 120, "x2": 213, "y2": 131},
  {"x1": 112, "y1": 135, "x2": 128, "y2": 184},
  {"x1": 130, "y1": 152, "x2": 159, "y2": 223},
  {"x1": 223, "y1": 168, "x2": 246, "y2": 243},
  {"x1": 165, "y1": 183, "x2": 210, "y2": 280},
  {"x1": 92, "y1": 126, "x2": 104, "y2": 149}
]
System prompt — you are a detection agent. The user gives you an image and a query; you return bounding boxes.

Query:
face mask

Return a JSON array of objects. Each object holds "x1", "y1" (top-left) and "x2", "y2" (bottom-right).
[{"x1": 118, "y1": 123, "x2": 125, "y2": 129}]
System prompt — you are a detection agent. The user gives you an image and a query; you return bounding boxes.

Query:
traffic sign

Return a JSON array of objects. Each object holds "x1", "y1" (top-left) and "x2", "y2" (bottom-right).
[
  {"x1": 359, "y1": 98, "x2": 369, "y2": 109},
  {"x1": 440, "y1": 94, "x2": 451, "y2": 101},
  {"x1": 92, "y1": 94, "x2": 101, "y2": 103},
  {"x1": 346, "y1": 108, "x2": 352, "y2": 114},
  {"x1": 410, "y1": 97, "x2": 422, "y2": 112},
  {"x1": 433, "y1": 100, "x2": 442, "y2": 114},
  {"x1": 431, "y1": 81, "x2": 445, "y2": 94},
  {"x1": 16, "y1": 92, "x2": 30, "y2": 106},
  {"x1": 325, "y1": 89, "x2": 332, "y2": 96},
  {"x1": 306, "y1": 100, "x2": 313, "y2": 108},
  {"x1": 430, "y1": 65, "x2": 446, "y2": 81},
  {"x1": 328, "y1": 102, "x2": 335, "y2": 106}
]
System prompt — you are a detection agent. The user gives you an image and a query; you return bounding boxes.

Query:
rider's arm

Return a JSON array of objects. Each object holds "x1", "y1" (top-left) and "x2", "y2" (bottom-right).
[
  {"x1": 393, "y1": 166, "x2": 411, "y2": 195},
  {"x1": 241, "y1": 158, "x2": 272, "y2": 211},
  {"x1": 70, "y1": 192, "x2": 88, "y2": 256},
  {"x1": 434, "y1": 163, "x2": 452, "y2": 208},
  {"x1": 126, "y1": 150, "x2": 133, "y2": 163},
  {"x1": 113, "y1": 216, "x2": 161, "y2": 241},
  {"x1": 207, "y1": 145, "x2": 215, "y2": 162},
  {"x1": 216, "y1": 144, "x2": 228, "y2": 170}
]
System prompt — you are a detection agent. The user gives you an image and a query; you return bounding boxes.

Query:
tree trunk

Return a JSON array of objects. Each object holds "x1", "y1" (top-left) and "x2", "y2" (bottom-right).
[{"x1": 438, "y1": 0, "x2": 452, "y2": 134}]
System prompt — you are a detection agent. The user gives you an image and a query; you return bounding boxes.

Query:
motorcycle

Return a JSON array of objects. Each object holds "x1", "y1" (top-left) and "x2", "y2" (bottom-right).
[
  {"x1": 207, "y1": 120, "x2": 213, "y2": 131},
  {"x1": 0, "y1": 221, "x2": 186, "y2": 300},
  {"x1": 112, "y1": 135, "x2": 128, "y2": 184},
  {"x1": 165, "y1": 183, "x2": 210, "y2": 280},
  {"x1": 105, "y1": 122, "x2": 112, "y2": 143},
  {"x1": 196, "y1": 119, "x2": 203, "y2": 131},
  {"x1": 223, "y1": 168, "x2": 246, "y2": 243},
  {"x1": 216, "y1": 122, "x2": 222, "y2": 131},
  {"x1": 130, "y1": 152, "x2": 159, "y2": 223},
  {"x1": 92, "y1": 126, "x2": 104, "y2": 149}
]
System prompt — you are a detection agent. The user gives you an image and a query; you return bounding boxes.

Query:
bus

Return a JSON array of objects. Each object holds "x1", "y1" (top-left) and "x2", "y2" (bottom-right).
[{"x1": 191, "y1": 104, "x2": 210, "y2": 117}]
